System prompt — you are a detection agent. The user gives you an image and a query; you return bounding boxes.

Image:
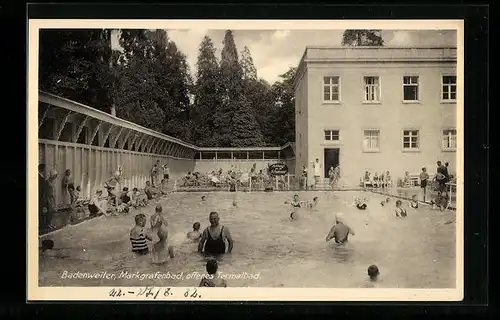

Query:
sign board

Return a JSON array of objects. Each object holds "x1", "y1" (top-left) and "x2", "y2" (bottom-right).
[{"x1": 268, "y1": 163, "x2": 288, "y2": 176}]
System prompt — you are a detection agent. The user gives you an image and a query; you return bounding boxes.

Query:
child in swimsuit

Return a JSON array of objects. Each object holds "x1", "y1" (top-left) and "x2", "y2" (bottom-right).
[
  {"x1": 409, "y1": 195, "x2": 419, "y2": 208},
  {"x1": 152, "y1": 225, "x2": 175, "y2": 264},
  {"x1": 187, "y1": 222, "x2": 202, "y2": 242},
  {"x1": 395, "y1": 200, "x2": 407, "y2": 218},
  {"x1": 199, "y1": 259, "x2": 227, "y2": 287},
  {"x1": 150, "y1": 204, "x2": 168, "y2": 233},
  {"x1": 131, "y1": 187, "x2": 148, "y2": 208},
  {"x1": 130, "y1": 214, "x2": 152, "y2": 255}
]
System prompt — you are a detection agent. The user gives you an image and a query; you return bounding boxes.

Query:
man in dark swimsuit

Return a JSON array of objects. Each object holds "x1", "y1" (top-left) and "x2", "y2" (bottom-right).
[{"x1": 198, "y1": 212, "x2": 233, "y2": 255}]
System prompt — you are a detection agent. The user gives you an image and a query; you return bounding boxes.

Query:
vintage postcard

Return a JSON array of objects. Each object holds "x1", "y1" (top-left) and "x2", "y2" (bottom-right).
[{"x1": 28, "y1": 19, "x2": 464, "y2": 301}]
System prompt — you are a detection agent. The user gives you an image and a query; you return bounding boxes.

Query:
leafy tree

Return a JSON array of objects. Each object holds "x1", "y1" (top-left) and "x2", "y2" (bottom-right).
[
  {"x1": 266, "y1": 67, "x2": 296, "y2": 145},
  {"x1": 341, "y1": 30, "x2": 384, "y2": 46},
  {"x1": 39, "y1": 29, "x2": 114, "y2": 112},
  {"x1": 112, "y1": 29, "x2": 166, "y2": 131}
]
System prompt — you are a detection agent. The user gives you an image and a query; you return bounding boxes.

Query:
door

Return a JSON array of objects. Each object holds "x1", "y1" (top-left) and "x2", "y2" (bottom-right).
[{"x1": 324, "y1": 148, "x2": 339, "y2": 178}]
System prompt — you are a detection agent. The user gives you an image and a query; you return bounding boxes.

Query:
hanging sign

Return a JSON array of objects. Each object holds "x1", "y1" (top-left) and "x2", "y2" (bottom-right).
[{"x1": 268, "y1": 163, "x2": 288, "y2": 176}]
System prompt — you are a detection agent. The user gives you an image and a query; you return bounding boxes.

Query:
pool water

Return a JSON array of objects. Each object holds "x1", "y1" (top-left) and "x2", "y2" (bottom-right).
[{"x1": 38, "y1": 191, "x2": 456, "y2": 288}]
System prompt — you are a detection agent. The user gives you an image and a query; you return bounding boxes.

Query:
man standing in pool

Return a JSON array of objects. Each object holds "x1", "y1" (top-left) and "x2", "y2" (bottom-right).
[{"x1": 198, "y1": 211, "x2": 233, "y2": 255}]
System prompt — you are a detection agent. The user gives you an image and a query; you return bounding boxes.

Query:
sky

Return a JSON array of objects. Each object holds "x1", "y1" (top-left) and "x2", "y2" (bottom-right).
[{"x1": 112, "y1": 29, "x2": 456, "y2": 84}]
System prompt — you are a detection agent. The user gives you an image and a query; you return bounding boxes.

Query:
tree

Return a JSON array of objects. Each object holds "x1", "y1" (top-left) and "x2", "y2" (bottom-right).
[
  {"x1": 113, "y1": 29, "x2": 194, "y2": 142},
  {"x1": 231, "y1": 95, "x2": 265, "y2": 147},
  {"x1": 266, "y1": 67, "x2": 296, "y2": 145},
  {"x1": 217, "y1": 30, "x2": 245, "y2": 146},
  {"x1": 192, "y1": 35, "x2": 222, "y2": 146},
  {"x1": 39, "y1": 29, "x2": 114, "y2": 112},
  {"x1": 341, "y1": 30, "x2": 384, "y2": 46},
  {"x1": 112, "y1": 29, "x2": 166, "y2": 131},
  {"x1": 153, "y1": 32, "x2": 194, "y2": 142},
  {"x1": 240, "y1": 46, "x2": 258, "y2": 81}
]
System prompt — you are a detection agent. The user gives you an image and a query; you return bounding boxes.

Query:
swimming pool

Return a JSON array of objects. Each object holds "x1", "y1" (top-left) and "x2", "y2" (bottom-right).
[{"x1": 38, "y1": 191, "x2": 456, "y2": 288}]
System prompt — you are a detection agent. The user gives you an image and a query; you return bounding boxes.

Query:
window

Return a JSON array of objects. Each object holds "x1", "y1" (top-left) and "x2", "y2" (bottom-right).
[
  {"x1": 363, "y1": 130, "x2": 380, "y2": 151},
  {"x1": 324, "y1": 130, "x2": 339, "y2": 141},
  {"x1": 403, "y1": 130, "x2": 419, "y2": 150},
  {"x1": 323, "y1": 76, "x2": 340, "y2": 102},
  {"x1": 364, "y1": 76, "x2": 380, "y2": 102},
  {"x1": 442, "y1": 129, "x2": 457, "y2": 150},
  {"x1": 442, "y1": 75, "x2": 457, "y2": 101},
  {"x1": 403, "y1": 76, "x2": 419, "y2": 102}
]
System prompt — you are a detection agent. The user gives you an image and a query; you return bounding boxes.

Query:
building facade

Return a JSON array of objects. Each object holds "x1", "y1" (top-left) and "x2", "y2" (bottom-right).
[{"x1": 293, "y1": 46, "x2": 458, "y2": 187}]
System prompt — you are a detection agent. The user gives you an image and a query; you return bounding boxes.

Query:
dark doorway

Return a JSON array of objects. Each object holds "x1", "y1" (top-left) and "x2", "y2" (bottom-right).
[{"x1": 324, "y1": 148, "x2": 340, "y2": 177}]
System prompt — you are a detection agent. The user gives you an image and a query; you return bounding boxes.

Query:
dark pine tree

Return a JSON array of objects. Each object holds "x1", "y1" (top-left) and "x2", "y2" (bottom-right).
[{"x1": 193, "y1": 35, "x2": 222, "y2": 146}]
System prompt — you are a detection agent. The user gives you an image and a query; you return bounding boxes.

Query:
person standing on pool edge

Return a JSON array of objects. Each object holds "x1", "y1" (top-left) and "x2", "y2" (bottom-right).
[
  {"x1": 312, "y1": 158, "x2": 322, "y2": 189},
  {"x1": 198, "y1": 211, "x2": 233, "y2": 255}
]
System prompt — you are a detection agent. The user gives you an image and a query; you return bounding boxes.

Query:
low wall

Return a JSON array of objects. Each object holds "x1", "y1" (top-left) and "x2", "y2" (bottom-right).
[{"x1": 39, "y1": 140, "x2": 195, "y2": 209}]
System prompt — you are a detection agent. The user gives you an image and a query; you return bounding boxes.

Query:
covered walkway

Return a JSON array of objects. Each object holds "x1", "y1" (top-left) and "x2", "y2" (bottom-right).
[{"x1": 37, "y1": 91, "x2": 296, "y2": 210}]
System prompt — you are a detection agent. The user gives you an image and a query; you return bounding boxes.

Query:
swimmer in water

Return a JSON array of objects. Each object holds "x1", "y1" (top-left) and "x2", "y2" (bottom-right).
[
  {"x1": 368, "y1": 265, "x2": 380, "y2": 282},
  {"x1": 395, "y1": 200, "x2": 407, "y2": 218},
  {"x1": 199, "y1": 259, "x2": 227, "y2": 287},
  {"x1": 198, "y1": 211, "x2": 233, "y2": 255},
  {"x1": 409, "y1": 194, "x2": 419, "y2": 209},
  {"x1": 307, "y1": 197, "x2": 319, "y2": 209},
  {"x1": 130, "y1": 213, "x2": 152, "y2": 255},
  {"x1": 152, "y1": 226, "x2": 175, "y2": 264},
  {"x1": 290, "y1": 211, "x2": 298, "y2": 220},
  {"x1": 150, "y1": 204, "x2": 168, "y2": 232},
  {"x1": 355, "y1": 197, "x2": 367, "y2": 210},
  {"x1": 201, "y1": 196, "x2": 206, "y2": 201},
  {"x1": 40, "y1": 239, "x2": 70, "y2": 258},
  {"x1": 187, "y1": 222, "x2": 202, "y2": 242},
  {"x1": 286, "y1": 194, "x2": 302, "y2": 208},
  {"x1": 325, "y1": 213, "x2": 355, "y2": 244},
  {"x1": 386, "y1": 197, "x2": 390, "y2": 203}
]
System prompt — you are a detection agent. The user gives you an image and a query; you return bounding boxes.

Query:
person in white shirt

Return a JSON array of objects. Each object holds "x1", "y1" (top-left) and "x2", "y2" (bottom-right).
[{"x1": 312, "y1": 158, "x2": 322, "y2": 188}]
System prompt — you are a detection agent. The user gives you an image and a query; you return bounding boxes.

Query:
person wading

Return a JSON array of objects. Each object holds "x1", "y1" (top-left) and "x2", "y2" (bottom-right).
[{"x1": 198, "y1": 211, "x2": 233, "y2": 255}]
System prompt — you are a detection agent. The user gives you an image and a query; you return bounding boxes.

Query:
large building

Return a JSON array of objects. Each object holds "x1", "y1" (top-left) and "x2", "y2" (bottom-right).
[{"x1": 293, "y1": 46, "x2": 458, "y2": 187}]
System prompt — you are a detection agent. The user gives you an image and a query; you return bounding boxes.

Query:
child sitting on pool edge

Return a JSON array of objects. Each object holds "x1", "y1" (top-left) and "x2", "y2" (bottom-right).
[
  {"x1": 199, "y1": 259, "x2": 227, "y2": 287},
  {"x1": 187, "y1": 222, "x2": 202, "y2": 242}
]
